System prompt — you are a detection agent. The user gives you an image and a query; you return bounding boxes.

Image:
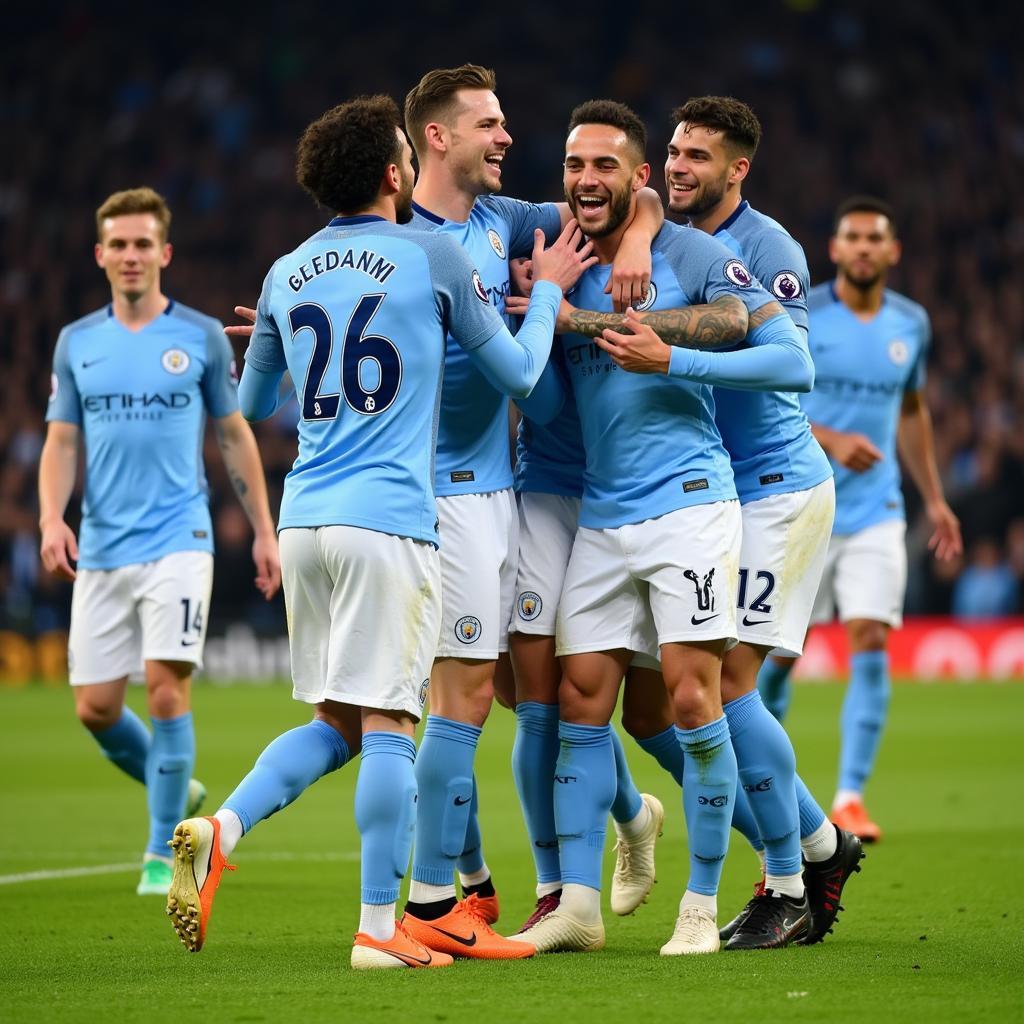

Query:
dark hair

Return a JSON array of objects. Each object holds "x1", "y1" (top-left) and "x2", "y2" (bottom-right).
[
  {"x1": 404, "y1": 64, "x2": 497, "y2": 156},
  {"x1": 567, "y1": 99, "x2": 647, "y2": 161},
  {"x1": 833, "y1": 195, "x2": 898, "y2": 237},
  {"x1": 295, "y1": 95, "x2": 403, "y2": 214},
  {"x1": 672, "y1": 96, "x2": 761, "y2": 159}
]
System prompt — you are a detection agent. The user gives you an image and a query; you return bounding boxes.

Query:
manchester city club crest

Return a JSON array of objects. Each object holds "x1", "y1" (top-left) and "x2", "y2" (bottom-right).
[
  {"x1": 487, "y1": 228, "x2": 506, "y2": 259},
  {"x1": 455, "y1": 615, "x2": 482, "y2": 644},
  {"x1": 418, "y1": 678, "x2": 430, "y2": 708},
  {"x1": 888, "y1": 339, "x2": 909, "y2": 365},
  {"x1": 770, "y1": 270, "x2": 802, "y2": 301},
  {"x1": 724, "y1": 260, "x2": 754, "y2": 287},
  {"x1": 518, "y1": 591, "x2": 542, "y2": 621},
  {"x1": 161, "y1": 348, "x2": 190, "y2": 374},
  {"x1": 632, "y1": 282, "x2": 658, "y2": 312}
]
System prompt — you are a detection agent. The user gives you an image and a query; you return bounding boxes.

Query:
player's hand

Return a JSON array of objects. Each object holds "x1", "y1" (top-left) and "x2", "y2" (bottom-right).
[
  {"x1": 925, "y1": 499, "x2": 963, "y2": 562},
  {"x1": 830, "y1": 432, "x2": 884, "y2": 472},
  {"x1": 606, "y1": 232, "x2": 651, "y2": 313},
  {"x1": 594, "y1": 308, "x2": 671, "y2": 374},
  {"x1": 531, "y1": 221, "x2": 597, "y2": 293},
  {"x1": 509, "y1": 257, "x2": 534, "y2": 298},
  {"x1": 224, "y1": 305, "x2": 257, "y2": 340},
  {"x1": 252, "y1": 531, "x2": 281, "y2": 600},
  {"x1": 39, "y1": 520, "x2": 78, "y2": 581}
]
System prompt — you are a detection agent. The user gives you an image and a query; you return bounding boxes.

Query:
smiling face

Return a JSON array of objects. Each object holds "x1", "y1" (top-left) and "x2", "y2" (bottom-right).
[
  {"x1": 94, "y1": 213, "x2": 171, "y2": 302},
  {"x1": 830, "y1": 211, "x2": 901, "y2": 289},
  {"x1": 563, "y1": 122, "x2": 649, "y2": 239},
  {"x1": 664, "y1": 121, "x2": 746, "y2": 220},
  {"x1": 442, "y1": 88, "x2": 512, "y2": 197}
]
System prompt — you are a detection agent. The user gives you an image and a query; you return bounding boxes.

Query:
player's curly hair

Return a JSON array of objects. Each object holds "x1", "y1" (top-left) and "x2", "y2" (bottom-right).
[
  {"x1": 833, "y1": 195, "x2": 898, "y2": 237},
  {"x1": 672, "y1": 97, "x2": 761, "y2": 159},
  {"x1": 295, "y1": 95, "x2": 403, "y2": 214},
  {"x1": 567, "y1": 100, "x2": 647, "y2": 161},
  {"x1": 95, "y1": 187, "x2": 171, "y2": 242},
  {"x1": 404, "y1": 64, "x2": 497, "y2": 157}
]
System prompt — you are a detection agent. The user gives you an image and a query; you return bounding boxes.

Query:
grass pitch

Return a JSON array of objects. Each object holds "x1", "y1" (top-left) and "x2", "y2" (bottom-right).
[{"x1": 2, "y1": 681, "x2": 1023, "y2": 1023}]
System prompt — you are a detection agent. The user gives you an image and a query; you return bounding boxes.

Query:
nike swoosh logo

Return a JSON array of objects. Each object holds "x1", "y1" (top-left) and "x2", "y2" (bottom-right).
[
  {"x1": 742, "y1": 616, "x2": 771, "y2": 626},
  {"x1": 453, "y1": 796, "x2": 472, "y2": 806},
  {"x1": 691, "y1": 613, "x2": 720, "y2": 626},
  {"x1": 387, "y1": 949, "x2": 434, "y2": 966},
  {"x1": 81, "y1": 358, "x2": 107, "y2": 368},
  {"x1": 431, "y1": 926, "x2": 477, "y2": 947},
  {"x1": 157, "y1": 766, "x2": 183, "y2": 774},
  {"x1": 181, "y1": 639, "x2": 199, "y2": 647}
]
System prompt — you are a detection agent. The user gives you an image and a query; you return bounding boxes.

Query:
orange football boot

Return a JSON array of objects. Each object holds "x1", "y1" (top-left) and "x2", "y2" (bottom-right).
[
  {"x1": 401, "y1": 893, "x2": 535, "y2": 959},
  {"x1": 831, "y1": 798, "x2": 882, "y2": 843},
  {"x1": 166, "y1": 816, "x2": 236, "y2": 952},
  {"x1": 351, "y1": 921, "x2": 455, "y2": 969}
]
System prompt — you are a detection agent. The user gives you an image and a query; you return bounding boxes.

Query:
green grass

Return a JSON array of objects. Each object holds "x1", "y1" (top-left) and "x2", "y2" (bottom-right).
[{"x1": 1, "y1": 682, "x2": 1023, "y2": 1023}]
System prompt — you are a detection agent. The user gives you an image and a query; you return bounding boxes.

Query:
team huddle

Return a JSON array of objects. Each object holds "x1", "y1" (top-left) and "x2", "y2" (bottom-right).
[{"x1": 40, "y1": 64, "x2": 961, "y2": 970}]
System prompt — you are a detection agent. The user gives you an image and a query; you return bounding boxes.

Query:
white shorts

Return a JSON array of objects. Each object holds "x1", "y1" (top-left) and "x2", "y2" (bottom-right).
[
  {"x1": 281, "y1": 526, "x2": 441, "y2": 719},
  {"x1": 810, "y1": 518, "x2": 907, "y2": 628},
  {"x1": 509, "y1": 491, "x2": 581, "y2": 637},
  {"x1": 736, "y1": 478, "x2": 835, "y2": 657},
  {"x1": 435, "y1": 489, "x2": 519, "y2": 659},
  {"x1": 68, "y1": 550, "x2": 214, "y2": 686},
  {"x1": 556, "y1": 501, "x2": 742, "y2": 661}
]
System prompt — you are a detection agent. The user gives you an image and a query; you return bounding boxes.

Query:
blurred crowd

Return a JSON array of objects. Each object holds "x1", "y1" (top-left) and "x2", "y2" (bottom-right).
[{"x1": 2, "y1": 1, "x2": 1021, "y2": 635}]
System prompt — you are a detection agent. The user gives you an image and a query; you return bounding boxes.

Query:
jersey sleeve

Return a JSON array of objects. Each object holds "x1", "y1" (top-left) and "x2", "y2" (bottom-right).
[
  {"x1": 750, "y1": 232, "x2": 810, "y2": 332},
  {"x1": 427, "y1": 237, "x2": 507, "y2": 351},
  {"x1": 485, "y1": 196, "x2": 563, "y2": 260},
  {"x1": 200, "y1": 319, "x2": 240, "y2": 417},
  {"x1": 660, "y1": 228, "x2": 774, "y2": 316},
  {"x1": 905, "y1": 307, "x2": 931, "y2": 393},
  {"x1": 45, "y1": 327, "x2": 82, "y2": 425},
  {"x1": 244, "y1": 267, "x2": 289, "y2": 374}
]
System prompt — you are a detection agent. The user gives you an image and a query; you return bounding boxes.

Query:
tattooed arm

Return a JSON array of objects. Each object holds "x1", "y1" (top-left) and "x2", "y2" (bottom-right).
[
  {"x1": 561, "y1": 293, "x2": 753, "y2": 349},
  {"x1": 213, "y1": 411, "x2": 281, "y2": 599}
]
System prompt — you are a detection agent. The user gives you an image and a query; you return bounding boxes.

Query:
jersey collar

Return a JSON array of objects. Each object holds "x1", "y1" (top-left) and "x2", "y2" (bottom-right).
[
  {"x1": 328, "y1": 215, "x2": 388, "y2": 226},
  {"x1": 714, "y1": 199, "x2": 749, "y2": 235},
  {"x1": 105, "y1": 299, "x2": 175, "y2": 317},
  {"x1": 410, "y1": 200, "x2": 445, "y2": 225}
]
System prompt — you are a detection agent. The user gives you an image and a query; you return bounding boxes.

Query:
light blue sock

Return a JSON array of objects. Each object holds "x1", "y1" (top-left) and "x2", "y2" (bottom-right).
[
  {"x1": 356, "y1": 732, "x2": 417, "y2": 904},
  {"x1": 610, "y1": 728, "x2": 643, "y2": 824},
  {"x1": 512, "y1": 702, "x2": 561, "y2": 885},
  {"x1": 411, "y1": 716, "x2": 480, "y2": 886},
  {"x1": 456, "y1": 777, "x2": 484, "y2": 876},
  {"x1": 731, "y1": 785, "x2": 766, "y2": 853},
  {"x1": 839, "y1": 651, "x2": 891, "y2": 793},
  {"x1": 725, "y1": 691, "x2": 800, "y2": 876},
  {"x1": 145, "y1": 713, "x2": 195, "y2": 858},
  {"x1": 678, "y1": 716, "x2": 737, "y2": 897},
  {"x1": 757, "y1": 658, "x2": 795, "y2": 723},
  {"x1": 796, "y1": 774, "x2": 828, "y2": 838},
  {"x1": 554, "y1": 722, "x2": 615, "y2": 890},
  {"x1": 636, "y1": 725, "x2": 684, "y2": 786},
  {"x1": 91, "y1": 707, "x2": 150, "y2": 784},
  {"x1": 222, "y1": 719, "x2": 350, "y2": 832}
]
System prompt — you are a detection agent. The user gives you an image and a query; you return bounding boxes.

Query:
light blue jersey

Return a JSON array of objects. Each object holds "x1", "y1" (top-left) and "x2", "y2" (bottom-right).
[
  {"x1": 711, "y1": 201, "x2": 832, "y2": 502},
  {"x1": 411, "y1": 195, "x2": 562, "y2": 496},
  {"x1": 244, "y1": 215, "x2": 559, "y2": 546},
  {"x1": 802, "y1": 282, "x2": 930, "y2": 535},
  {"x1": 563, "y1": 222, "x2": 774, "y2": 529},
  {"x1": 514, "y1": 343, "x2": 585, "y2": 499},
  {"x1": 46, "y1": 301, "x2": 238, "y2": 570}
]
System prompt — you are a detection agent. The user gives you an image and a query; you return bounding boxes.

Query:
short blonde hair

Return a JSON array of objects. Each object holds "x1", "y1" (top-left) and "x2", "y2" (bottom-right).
[{"x1": 95, "y1": 187, "x2": 172, "y2": 242}]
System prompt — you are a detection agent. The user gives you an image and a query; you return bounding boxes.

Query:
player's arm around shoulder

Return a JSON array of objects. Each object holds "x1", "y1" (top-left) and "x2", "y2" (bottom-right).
[
  {"x1": 212, "y1": 410, "x2": 281, "y2": 599},
  {"x1": 38, "y1": 420, "x2": 81, "y2": 581}
]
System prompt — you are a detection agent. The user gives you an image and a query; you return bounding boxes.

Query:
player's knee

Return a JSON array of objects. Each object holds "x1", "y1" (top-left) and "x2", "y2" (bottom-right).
[
  {"x1": 147, "y1": 684, "x2": 186, "y2": 720},
  {"x1": 557, "y1": 672, "x2": 592, "y2": 723},
  {"x1": 75, "y1": 697, "x2": 120, "y2": 733},
  {"x1": 668, "y1": 682, "x2": 717, "y2": 731},
  {"x1": 848, "y1": 621, "x2": 888, "y2": 652},
  {"x1": 620, "y1": 702, "x2": 671, "y2": 741}
]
